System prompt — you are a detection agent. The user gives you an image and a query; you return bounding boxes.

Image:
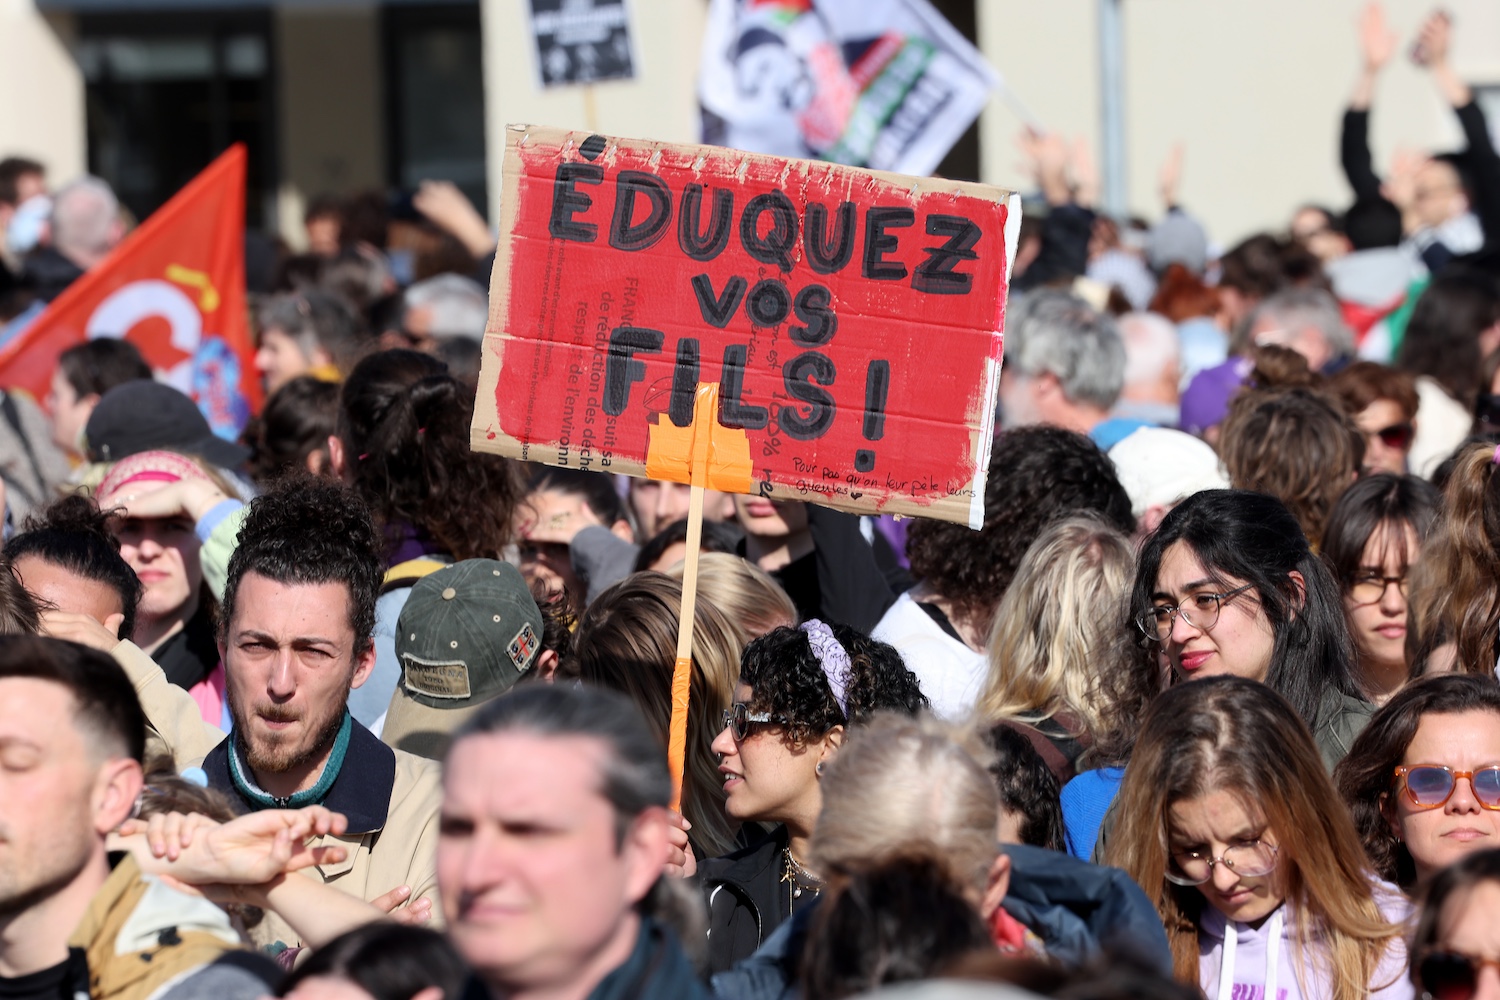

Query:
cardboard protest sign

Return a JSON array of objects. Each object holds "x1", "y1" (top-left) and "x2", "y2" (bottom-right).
[
  {"x1": 471, "y1": 125, "x2": 1018, "y2": 528},
  {"x1": 698, "y1": 0, "x2": 999, "y2": 177}
]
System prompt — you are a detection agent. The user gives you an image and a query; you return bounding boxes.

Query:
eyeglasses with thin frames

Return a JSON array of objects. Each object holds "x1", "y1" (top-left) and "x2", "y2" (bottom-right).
[
  {"x1": 1135, "y1": 584, "x2": 1255, "y2": 643},
  {"x1": 1164, "y1": 839, "x2": 1279, "y2": 886}
]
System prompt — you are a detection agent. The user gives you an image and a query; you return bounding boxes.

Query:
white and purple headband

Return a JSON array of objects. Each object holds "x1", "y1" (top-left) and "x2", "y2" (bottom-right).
[{"x1": 800, "y1": 619, "x2": 850, "y2": 718}]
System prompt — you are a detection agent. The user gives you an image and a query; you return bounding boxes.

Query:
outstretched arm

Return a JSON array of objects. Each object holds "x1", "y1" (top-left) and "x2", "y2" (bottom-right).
[{"x1": 1343, "y1": 3, "x2": 1395, "y2": 199}]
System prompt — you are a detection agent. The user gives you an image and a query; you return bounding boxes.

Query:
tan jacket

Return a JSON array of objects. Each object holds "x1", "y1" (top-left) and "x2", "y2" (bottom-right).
[{"x1": 112, "y1": 639, "x2": 443, "y2": 950}]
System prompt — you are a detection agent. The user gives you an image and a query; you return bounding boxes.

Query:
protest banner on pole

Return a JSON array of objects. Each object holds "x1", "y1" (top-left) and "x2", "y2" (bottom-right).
[
  {"x1": 471, "y1": 125, "x2": 1018, "y2": 799},
  {"x1": 472, "y1": 124, "x2": 1017, "y2": 527}
]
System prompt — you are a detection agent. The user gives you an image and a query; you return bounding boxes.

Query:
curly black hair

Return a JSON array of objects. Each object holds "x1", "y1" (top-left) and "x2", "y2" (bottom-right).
[
  {"x1": 985, "y1": 724, "x2": 1066, "y2": 852},
  {"x1": 906, "y1": 425, "x2": 1134, "y2": 632},
  {"x1": 5, "y1": 494, "x2": 141, "y2": 642},
  {"x1": 740, "y1": 622, "x2": 927, "y2": 746},
  {"x1": 339, "y1": 349, "x2": 525, "y2": 561},
  {"x1": 219, "y1": 475, "x2": 382, "y2": 649}
]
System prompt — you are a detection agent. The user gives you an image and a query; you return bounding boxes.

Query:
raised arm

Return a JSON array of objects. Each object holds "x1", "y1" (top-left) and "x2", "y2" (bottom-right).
[{"x1": 1343, "y1": 3, "x2": 1396, "y2": 200}]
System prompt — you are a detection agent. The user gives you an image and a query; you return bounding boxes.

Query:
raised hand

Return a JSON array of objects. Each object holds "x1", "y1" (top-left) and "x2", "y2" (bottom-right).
[
  {"x1": 40, "y1": 609, "x2": 123, "y2": 652},
  {"x1": 1360, "y1": 3, "x2": 1397, "y2": 73}
]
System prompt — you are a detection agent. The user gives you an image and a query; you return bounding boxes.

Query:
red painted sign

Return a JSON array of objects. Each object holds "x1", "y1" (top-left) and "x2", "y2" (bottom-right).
[{"x1": 471, "y1": 126, "x2": 1017, "y2": 526}]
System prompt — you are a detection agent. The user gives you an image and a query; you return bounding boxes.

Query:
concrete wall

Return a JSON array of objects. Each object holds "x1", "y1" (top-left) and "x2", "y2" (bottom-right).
[
  {"x1": 0, "y1": 1, "x2": 84, "y2": 183},
  {"x1": 274, "y1": 2, "x2": 385, "y2": 248},
  {"x1": 479, "y1": 0, "x2": 707, "y2": 228},
  {"x1": 978, "y1": 0, "x2": 1500, "y2": 246}
]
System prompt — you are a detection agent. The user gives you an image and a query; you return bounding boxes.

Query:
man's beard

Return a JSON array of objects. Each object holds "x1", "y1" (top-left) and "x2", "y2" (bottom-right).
[{"x1": 230, "y1": 692, "x2": 349, "y2": 776}]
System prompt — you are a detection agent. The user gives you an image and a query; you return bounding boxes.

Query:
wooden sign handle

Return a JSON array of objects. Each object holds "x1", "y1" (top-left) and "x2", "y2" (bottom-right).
[{"x1": 666, "y1": 383, "x2": 718, "y2": 812}]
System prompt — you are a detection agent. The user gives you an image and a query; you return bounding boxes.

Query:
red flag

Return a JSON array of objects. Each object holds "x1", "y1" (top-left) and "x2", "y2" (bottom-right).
[{"x1": 0, "y1": 144, "x2": 259, "y2": 436}]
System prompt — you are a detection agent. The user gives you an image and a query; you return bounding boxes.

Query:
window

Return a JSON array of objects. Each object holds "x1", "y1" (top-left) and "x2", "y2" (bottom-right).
[{"x1": 77, "y1": 12, "x2": 275, "y2": 227}]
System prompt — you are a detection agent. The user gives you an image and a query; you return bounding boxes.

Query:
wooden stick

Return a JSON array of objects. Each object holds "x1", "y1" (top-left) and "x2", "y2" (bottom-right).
[{"x1": 666, "y1": 383, "x2": 718, "y2": 811}]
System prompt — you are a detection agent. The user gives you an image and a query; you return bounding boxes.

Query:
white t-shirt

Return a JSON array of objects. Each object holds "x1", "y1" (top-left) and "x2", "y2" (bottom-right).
[{"x1": 872, "y1": 592, "x2": 988, "y2": 720}]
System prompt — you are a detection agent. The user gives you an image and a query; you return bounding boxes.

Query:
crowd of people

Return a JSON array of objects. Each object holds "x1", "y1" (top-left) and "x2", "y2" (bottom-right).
[{"x1": 5, "y1": 4, "x2": 1500, "y2": 1000}]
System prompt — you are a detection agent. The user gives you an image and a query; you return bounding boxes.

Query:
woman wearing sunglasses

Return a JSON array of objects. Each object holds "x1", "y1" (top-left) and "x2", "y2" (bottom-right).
[
  {"x1": 1336, "y1": 674, "x2": 1500, "y2": 891},
  {"x1": 1330, "y1": 362, "x2": 1420, "y2": 477},
  {"x1": 1409, "y1": 848, "x2": 1500, "y2": 1000},
  {"x1": 698, "y1": 621, "x2": 926, "y2": 975},
  {"x1": 1124, "y1": 489, "x2": 1371, "y2": 768},
  {"x1": 1107, "y1": 676, "x2": 1412, "y2": 1000},
  {"x1": 1321, "y1": 474, "x2": 1442, "y2": 704}
]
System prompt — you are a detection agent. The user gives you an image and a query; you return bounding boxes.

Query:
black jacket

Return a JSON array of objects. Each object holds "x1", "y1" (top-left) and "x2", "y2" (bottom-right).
[
  {"x1": 698, "y1": 825, "x2": 789, "y2": 975},
  {"x1": 20, "y1": 246, "x2": 84, "y2": 303}
]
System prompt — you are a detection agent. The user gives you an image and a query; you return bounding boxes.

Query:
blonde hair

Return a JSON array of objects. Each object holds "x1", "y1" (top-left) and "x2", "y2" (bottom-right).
[
  {"x1": 664, "y1": 552, "x2": 798, "y2": 645},
  {"x1": 811, "y1": 712, "x2": 998, "y2": 898},
  {"x1": 1105, "y1": 677, "x2": 1404, "y2": 999},
  {"x1": 570, "y1": 572, "x2": 744, "y2": 857},
  {"x1": 978, "y1": 515, "x2": 1134, "y2": 737}
]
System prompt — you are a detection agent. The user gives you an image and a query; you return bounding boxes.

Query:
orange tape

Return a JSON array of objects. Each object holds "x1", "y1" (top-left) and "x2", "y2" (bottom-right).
[
  {"x1": 666, "y1": 653, "x2": 694, "y2": 812},
  {"x1": 644, "y1": 384, "x2": 754, "y2": 494}
]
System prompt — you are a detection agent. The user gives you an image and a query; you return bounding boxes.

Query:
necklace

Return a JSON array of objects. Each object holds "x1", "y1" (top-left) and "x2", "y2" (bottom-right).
[{"x1": 781, "y1": 847, "x2": 823, "y2": 911}]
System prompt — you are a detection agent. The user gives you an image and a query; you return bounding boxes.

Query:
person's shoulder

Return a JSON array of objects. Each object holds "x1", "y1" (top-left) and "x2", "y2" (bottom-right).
[{"x1": 391, "y1": 746, "x2": 443, "y2": 799}]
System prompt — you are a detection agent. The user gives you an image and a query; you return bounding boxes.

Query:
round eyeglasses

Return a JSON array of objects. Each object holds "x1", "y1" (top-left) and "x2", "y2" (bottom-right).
[
  {"x1": 1135, "y1": 584, "x2": 1255, "y2": 643},
  {"x1": 1418, "y1": 950, "x2": 1500, "y2": 1000},
  {"x1": 1395, "y1": 764, "x2": 1500, "y2": 810},
  {"x1": 1165, "y1": 839, "x2": 1279, "y2": 886}
]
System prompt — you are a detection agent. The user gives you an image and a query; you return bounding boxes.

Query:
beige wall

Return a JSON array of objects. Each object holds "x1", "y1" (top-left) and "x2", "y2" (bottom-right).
[
  {"x1": 479, "y1": 0, "x2": 707, "y2": 228},
  {"x1": 978, "y1": 0, "x2": 1500, "y2": 246},
  {"x1": 0, "y1": 1, "x2": 84, "y2": 184},
  {"x1": 275, "y1": 3, "x2": 385, "y2": 249}
]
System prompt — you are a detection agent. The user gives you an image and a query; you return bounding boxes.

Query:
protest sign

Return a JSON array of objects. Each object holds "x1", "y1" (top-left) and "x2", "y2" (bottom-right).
[
  {"x1": 528, "y1": 0, "x2": 637, "y2": 87},
  {"x1": 0, "y1": 145, "x2": 256, "y2": 437},
  {"x1": 471, "y1": 125, "x2": 1018, "y2": 528},
  {"x1": 698, "y1": 0, "x2": 999, "y2": 176}
]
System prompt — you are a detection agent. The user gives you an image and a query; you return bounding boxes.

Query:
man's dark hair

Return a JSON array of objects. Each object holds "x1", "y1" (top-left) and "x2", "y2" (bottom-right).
[
  {"x1": 56, "y1": 339, "x2": 153, "y2": 400},
  {"x1": 0, "y1": 635, "x2": 145, "y2": 762},
  {"x1": 0, "y1": 558, "x2": 40, "y2": 635},
  {"x1": 219, "y1": 475, "x2": 382, "y2": 649},
  {"x1": 4, "y1": 494, "x2": 140, "y2": 642},
  {"x1": 1343, "y1": 196, "x2": 1404, "y2": 251},
  {"x1": 278, "y1": 925, "x2": 467, "y2": 1000},
  {"x1": 452, "y1": 684, "x2": 669, "y2": 845},
  {"x1": 984, "y1": 724, "x2": 1066, "y2": 852},
  {"x1": 0, "y1": 157, "x2": 44, "y2": 207},
  {"x1": 905, "y1": 426, "x2": 1133, "y2": 634}
]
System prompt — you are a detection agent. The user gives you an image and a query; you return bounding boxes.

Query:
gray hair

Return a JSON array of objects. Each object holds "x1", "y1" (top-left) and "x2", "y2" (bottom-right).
[
  {"x1": 1117, "y1": 311, "x2": 1180, "y2": 387},
  {"x1": 451, "y1": 684, "x2": 670, "y2": 843},
  {"x1": 50, "y1": 176, "x2": 118, "y2": 259},
  {"x1": 1006, "y1": 290, "x2": 1126, "y2": 408},
  {"x1": 404, "y1": 273, "x2": 489, "y2": 340},
  {"x1": 812, "y1": 712, "x2": 999, "y2": 897},
  {"x1": 256, "y1": 290, "x2": 365, "y2": 369},
  {"x1": 1245, "y1": 287, "x2": 1355, "y2": 359}
]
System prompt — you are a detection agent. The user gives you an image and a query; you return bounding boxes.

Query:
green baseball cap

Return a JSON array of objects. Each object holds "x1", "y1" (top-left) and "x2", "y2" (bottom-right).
[{"x1": 382, "y1": 559, "x2": 543, "y2": 759}]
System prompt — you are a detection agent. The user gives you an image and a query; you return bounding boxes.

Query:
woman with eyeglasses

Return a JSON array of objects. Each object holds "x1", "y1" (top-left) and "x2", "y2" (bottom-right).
[
  {"x1": 1123, "y1": 488, "x2": 1371, "y2": 769},
  {"x1": 1408, "y1": 848, "x2": 1500, "y2": 1000},
  {"x1": 1106, "y1": 676, "x2": 1412, "y2": 1000},
  {"x1": 1321, "y1": 474, "x2": 1442, "y2": 704},
  {"x1": 698, "y1": 621, "x2": 926, "y2": 975},
  {"x1": 1336, "y1": 674, "x2": 1500, "y2": 892}
]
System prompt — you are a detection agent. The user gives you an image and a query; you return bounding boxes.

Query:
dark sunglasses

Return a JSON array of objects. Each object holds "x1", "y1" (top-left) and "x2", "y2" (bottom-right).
[
  {"x1": 1373, "y1": 422, "x2": 1415, "y2": 450},
  {"x1": 1419, "y1": 950, "x2": 1500, "y2": 1000},
  {"x1": 721, "y1": 702, "x2": 787, "y2": 742}
]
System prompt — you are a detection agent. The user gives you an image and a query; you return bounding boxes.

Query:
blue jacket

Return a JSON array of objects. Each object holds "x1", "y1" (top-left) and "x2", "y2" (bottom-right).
[{"x1": 710, "y1": 844, "x2": 1170, "y2": 1000}]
